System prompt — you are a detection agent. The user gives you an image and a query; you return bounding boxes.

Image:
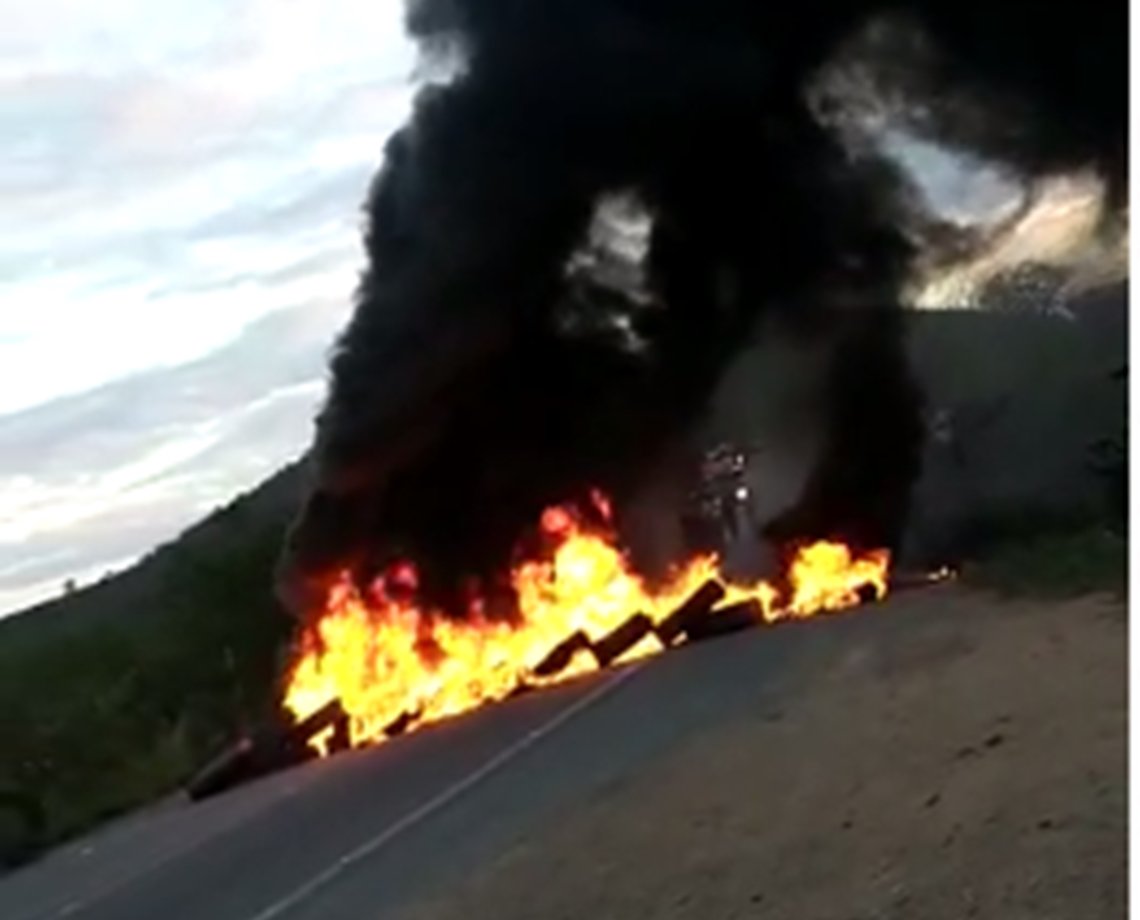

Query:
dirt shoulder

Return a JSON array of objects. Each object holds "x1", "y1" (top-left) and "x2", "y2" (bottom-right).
[{"x1": 400, "y1": 588, "x2": 1125, "y2": 920}]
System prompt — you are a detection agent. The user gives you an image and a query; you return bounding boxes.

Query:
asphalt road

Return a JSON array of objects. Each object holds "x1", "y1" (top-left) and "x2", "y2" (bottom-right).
[{"x1": 0, "y1": 601, "x2": 899, "y2": 920}]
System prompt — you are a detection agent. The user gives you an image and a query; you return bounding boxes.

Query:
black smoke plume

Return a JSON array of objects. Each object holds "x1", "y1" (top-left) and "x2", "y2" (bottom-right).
[{"x1": 278, "y1": 0, "x2": 1126, "y2": 616}]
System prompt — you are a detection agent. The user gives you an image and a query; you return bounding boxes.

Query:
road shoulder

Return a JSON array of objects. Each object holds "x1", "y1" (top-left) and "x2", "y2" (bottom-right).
[{"x1": 397, "y1": 588, "x2": 1126, "y2": 920}]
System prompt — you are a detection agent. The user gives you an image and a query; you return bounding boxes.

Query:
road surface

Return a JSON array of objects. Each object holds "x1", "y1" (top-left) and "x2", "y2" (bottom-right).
[
  {"x1": 0, "y1": 589, "x2": 839, "y2": 920},
  {"x1": 0, "y1": 587, "x2": 1123, "y2": 919}
]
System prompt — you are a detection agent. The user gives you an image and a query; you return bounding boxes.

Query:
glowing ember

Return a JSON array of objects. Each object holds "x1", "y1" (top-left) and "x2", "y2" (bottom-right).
[{"x1": 283, "y1": 496, "x2": 890, "y2": 752}]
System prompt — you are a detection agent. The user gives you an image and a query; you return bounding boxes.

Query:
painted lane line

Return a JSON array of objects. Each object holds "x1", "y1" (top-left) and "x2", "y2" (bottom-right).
[{"x1": 245, "y1": 665, "x2": 642, "y2": 920}]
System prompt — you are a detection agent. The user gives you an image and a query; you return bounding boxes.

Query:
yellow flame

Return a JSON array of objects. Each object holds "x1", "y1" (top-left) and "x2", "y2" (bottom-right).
[{"x1": 283, "y1": 499, "x2": 890, "y2": 752}]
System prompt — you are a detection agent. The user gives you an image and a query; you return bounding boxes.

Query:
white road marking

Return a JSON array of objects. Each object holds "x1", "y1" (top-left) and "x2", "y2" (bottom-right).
[
  {"x1": 15, "y1": 664, "x2": 639, "y2": 920},
  {"x1": 245, "y1": 666, "x2": 641, "y2": 920}
]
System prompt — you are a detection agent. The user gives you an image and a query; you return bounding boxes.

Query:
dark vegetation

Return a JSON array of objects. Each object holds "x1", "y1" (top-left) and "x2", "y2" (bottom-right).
[
  {"x1": 914, "y1": 287, "x2": 1127, "y2": 596},
  {"x1": 0, "y1": 290, "x2": 1125, "y2": 866},
  {"x1": 958, "y1": 353, "x2": 1126, "y2": 598},
  {"x1": 0, "y1": 463, "x2": 306, "y2": 865},
  {"x1": 963, "y1": 521, "x2": 1125, "y2": 598}
]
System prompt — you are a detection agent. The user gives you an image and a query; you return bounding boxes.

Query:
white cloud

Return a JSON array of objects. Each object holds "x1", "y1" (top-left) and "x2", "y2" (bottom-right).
[
  {"x1": 1, "y1": 0, "x2": 415, "y2": 412},
  {"x1": 0, "y1": 0, "x2": 416, "y2": 613},
  {"x1": 0, "y1": 305, "x2": 339, "y2": 614},
  {"x1": 880, "y1": 128, "x2": 1024, "y2": 227},
  {"x1": 913, "y1": 172, "x2": 1118, "y2": 308}
]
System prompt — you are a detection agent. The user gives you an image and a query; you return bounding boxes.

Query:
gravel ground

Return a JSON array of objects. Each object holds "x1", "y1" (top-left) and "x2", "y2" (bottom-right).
[{"x1": 398, "y1": 588, "x2": 1125, "y2": 920}]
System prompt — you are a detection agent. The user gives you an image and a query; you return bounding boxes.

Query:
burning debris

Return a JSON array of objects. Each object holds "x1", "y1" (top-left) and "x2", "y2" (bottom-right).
[
  {"x1": 280, "y1": 493, "x2": 890, "y2": 755},
  {"x1": 186, "y1": 699, "x2": 349, "y2": 800},
  {"x1": 184, "y1": 493, "x2": 952, "y2": 801},
  {"x1": 655, "y1": 580, "x2": 727, "y2": 648}
]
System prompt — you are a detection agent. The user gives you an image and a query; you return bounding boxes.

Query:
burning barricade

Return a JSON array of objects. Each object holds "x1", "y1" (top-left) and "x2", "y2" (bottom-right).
[
  {"x1": 183, "y1": 483, "x2": 952, "y2": 803},
  {"x1": 187, "y1": 491, "x2": 900, "y2": 800},
  {"x1": 281, "y1": 495, "x2": 891, "y2": 752}
]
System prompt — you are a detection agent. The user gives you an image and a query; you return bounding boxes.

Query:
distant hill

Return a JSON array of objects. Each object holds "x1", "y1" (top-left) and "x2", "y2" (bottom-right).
[
  {"x1": 905, "y1": 282, "x2": 1126, "y2": 558},
  {"x1": 0, "y1": 458, "x2": 313, "y2": 856},
  {"x1": 0, "y1": 462, "x2": 306, "y2": 644}
]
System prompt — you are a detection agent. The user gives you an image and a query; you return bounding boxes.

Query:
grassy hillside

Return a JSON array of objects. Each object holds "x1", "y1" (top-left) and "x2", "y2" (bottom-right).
[
  {"x1": 0, "y1": 289, "x2": 1125, "y2": 864},
  {"x1": 0, "y1": 462, "x2": 307, "y2": 859}
]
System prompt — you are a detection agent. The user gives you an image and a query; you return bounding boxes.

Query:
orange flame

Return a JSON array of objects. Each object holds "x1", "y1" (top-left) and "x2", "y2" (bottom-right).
[{"x1": 283, "y1": 497, "x2": 889, "y2": 752}]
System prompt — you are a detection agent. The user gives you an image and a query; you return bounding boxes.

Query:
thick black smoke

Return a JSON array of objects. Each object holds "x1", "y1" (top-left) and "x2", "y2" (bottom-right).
[{"x1": 278, "y1": 0, "x2": 1125, "y2": 615}]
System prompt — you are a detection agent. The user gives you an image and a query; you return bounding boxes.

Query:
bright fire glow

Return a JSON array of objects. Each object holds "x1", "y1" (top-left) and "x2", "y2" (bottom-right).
[{"x1": 283, "y1": 496, "x2": 890, "y2": 752}]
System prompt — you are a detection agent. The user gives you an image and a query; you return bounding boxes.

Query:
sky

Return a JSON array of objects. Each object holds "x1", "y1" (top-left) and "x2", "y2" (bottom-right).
[
  {"x1": 1, "y1": 1, "x2": 1103, "y2": 617},
  {"x1": 1, "y1": 0, "x2": 416, "y2": 613}
]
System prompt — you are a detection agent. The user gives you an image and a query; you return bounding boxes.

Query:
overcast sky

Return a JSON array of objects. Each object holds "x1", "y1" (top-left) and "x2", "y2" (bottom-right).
[
  {"x1": 1, "y1": 0, "x2": 416, "y2": 613},
  {"x1": 0, "y1": 0, "x2": 1056, "y2": 617}
]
